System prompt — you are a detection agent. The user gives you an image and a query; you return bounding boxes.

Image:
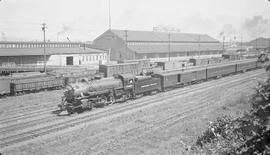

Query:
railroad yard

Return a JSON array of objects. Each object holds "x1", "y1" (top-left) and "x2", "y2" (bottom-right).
[
  {"x1": 1, "y1": 0, "x2": 269, "y2": 154},
  {"x1": 0, "y1": 69, "x2": 267, "y2": 155}
]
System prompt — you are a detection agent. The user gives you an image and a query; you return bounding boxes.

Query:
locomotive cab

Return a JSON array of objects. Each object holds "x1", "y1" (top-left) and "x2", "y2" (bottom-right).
[{"x1": 115, "y1": 74, "x2": 135, "y2": 90}]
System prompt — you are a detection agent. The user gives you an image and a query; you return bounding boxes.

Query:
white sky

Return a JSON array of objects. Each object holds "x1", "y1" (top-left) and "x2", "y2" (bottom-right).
[{"x1": 0, "y1": 0, "x2": 269, "y2": 42}]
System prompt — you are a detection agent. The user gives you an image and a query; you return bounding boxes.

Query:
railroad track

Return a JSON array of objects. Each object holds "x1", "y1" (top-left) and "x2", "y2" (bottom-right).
[
  {"x1": 0, "y1": 69, "x2": 260, "y2": 134},
  {"x1": 78, "y1": 86, "x2": 250, "y2": 154},
  {"x1": 0, "y1": 100, "x2": 58, "y2": 118},
  {"x1": 0, "y1": 91, "x2": 62, "y2": 115},
  {"x1": 0, "y1": 69, "x2": 259, "y2": 133},
  {"x1": 0, "y1": 69, "x2": 264, "y2": 148},
  {"x1": 0, "y1": 107, "x2": 57, "y2": 126}
]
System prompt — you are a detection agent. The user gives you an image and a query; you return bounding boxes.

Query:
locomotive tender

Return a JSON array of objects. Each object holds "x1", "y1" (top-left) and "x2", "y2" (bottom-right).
[{"x1": 59, "y1": 59, "x2": 267, "y2": 114}]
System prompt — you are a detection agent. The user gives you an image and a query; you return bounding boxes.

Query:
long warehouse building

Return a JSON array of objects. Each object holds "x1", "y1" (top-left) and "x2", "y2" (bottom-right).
[{"x1": 93, "y1": 29, "x2": 223, "y2": 61}]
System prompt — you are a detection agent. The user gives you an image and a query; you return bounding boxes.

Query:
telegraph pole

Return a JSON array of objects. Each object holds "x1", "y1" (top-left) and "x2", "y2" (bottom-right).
[
  {"x1": 268, "y1": 37, "x2": 270, "y2": 52},
  {"x1": 108, "y1": 0, "x2": 111, "y2": 30},
  {"x1": 168, "y1": 33, "x2": 171, "y2": 61},
  {"x1": 124, "y1": 30, "x2": 128, "y2": 56},
  {"x1": 256, "y1": 37, "x2": 258, "y2": 52},
  {"x1": 42, "y1": 23, "x2": 47, "y2": 73},
  {"x1": 240, "y1": 35, "x2": 243, "y2": 54},
  {"x1": 108, "y1": 48, "x2": 111, "y2": 63},
  {"x1": 198, "y1": 35, "x2": 201, "y2": 58},
  {"x1": 222, "y1": 36, "x2": 225, "y2": 54}
]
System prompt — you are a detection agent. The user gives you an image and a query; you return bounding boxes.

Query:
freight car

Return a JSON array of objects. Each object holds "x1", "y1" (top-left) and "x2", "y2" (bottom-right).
[
  {"x1": 10, "y1": 76, "x2": 65, "y2": 95},
  {"x1": 58, "y1": 59, "x2": 268, "y2": 114},
  {"x1": 0, "y1": 75, "x2": 65, "y2": 96},
  {"x1": 99, "y1": 62, "x2": 140, "y2": 77},
  {"x1": 0, "y1": 77, "x2": 10, "y2": 96},
  {"x1": 0, "y1": 70, "x2": 105, "y2": 97}
]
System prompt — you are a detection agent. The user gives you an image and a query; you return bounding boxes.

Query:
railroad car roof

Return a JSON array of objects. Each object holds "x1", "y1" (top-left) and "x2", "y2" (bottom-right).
[
  {"x1": 155, "y1": 67, "x2": 205, "y2": 76},
  {"x1": 189, "y1": 59, "x2": 257, "y2": 69},
  {"x1": 99, "y1": 62, "x2": 139, "y2": 67},
  {"x1": 155, "y1": 59, "x2": 258, "y2": 76},
  {"x1": 204, "y1": 59, "x2": 257, "y2": 69}
]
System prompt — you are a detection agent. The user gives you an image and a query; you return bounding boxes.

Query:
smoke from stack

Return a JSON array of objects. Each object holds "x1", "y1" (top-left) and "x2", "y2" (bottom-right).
[
  {"x1": 242, "y1": 15, "x2": 269, "y2": 38},
  {"x1": 1, "y1": 32, "x2": 7, "y2": 41},
  {"x1": 57, "y1": 25, "x2": 72, "y2": 41},
  {"x1": 219, "y1": 24, "x2": 237, "y2": 41}
]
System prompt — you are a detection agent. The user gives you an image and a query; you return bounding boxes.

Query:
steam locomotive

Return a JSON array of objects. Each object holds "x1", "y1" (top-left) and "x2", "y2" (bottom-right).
[
  {"x1": 59, "y1": 74, "x2": 161, "y2": 114},
  {"x1": 58, "y1": 59, "x2": 267, "y2": 115}
]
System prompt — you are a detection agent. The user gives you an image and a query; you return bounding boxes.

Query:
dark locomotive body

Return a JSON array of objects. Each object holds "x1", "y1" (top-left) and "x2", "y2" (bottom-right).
[{"x1": 59, "y1": 74, "x2": 161, "y2": 114}]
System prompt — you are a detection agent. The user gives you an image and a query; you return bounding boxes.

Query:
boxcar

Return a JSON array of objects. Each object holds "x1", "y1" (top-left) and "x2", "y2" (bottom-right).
[
  {"x1": 134, "y1": 76, "x2": 161, "y2": 95},
  {"x1": 222, "y1": 54, "x2": 241, "y2": 61},
  {"x1": 153, "y1": 71, "x2": 179, "y2": 91},
  {"x1": 0, "y1": 77, "x2": 10, "y2": 95},
  {"x1": 156, "y1": 61, "x2": 186, "y2": 70},
  {"x1": 206, "y1": 64, "x2": 236, "y2": 79},
  {"x1": 236, "y1": 60, "x2": 257, "y2": 72},
  {"x1": 179, "y1": 68, "x2": 207, "y2": 83},
  {"x1": 153, "y1": 68, "x2": 207, "y2": 91},
  {"x1": 99, "y1": 62, "x2": 140, "y2": 77},
  {"x1": 118, "y1": 59, "x2": 151, "y2": 70},
  {"x1": 189, "y1": 58, "x2": 209, "y2": 66}
]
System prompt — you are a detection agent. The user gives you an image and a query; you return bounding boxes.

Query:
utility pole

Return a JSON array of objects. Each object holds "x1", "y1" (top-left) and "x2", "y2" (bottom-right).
[
  {"x1": 222, "y1": 36, "x2": 225, "y2": 54},
  {"x1": 268, "y1": 37, "x2": 270, "y2": 52},
  {"x1": 108, "y1": 48, "x2": 111, "y2": 63},
  {"x1": 240, "y1": 35, "x2": 243, "y2": 54},
  {"x1": 108, "y1": 0, "x2": 111, "y2": 30},
  {"x1": 124, "y1": 30, "x2": 128, "y2": 56},
  {"x1": 256, "y1": 37, "x2": 258, "y2": 52},
  {"x1": 198, "y1": 35, "x2": 201, "y2": 58},
  {"x1": 168, "y1": 33, "x2": 171, "y2": 61},
  {"x1": 42, "y1": 23, "x2": 47, "y2": 73}
]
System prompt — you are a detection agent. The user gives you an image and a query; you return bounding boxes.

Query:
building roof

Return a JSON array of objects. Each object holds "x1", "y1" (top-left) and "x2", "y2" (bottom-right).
[
  {"x1": 128, "y1": 43, "x2": 223, "y2": 54},
  {"x1": 0, "y1": 47, "x2": 107, "y2": 56},
  {"x1": 249, "y1": 37, "x2": 270, "y2": 49},
  {"x1": 110, "y1": 29, "x2": 219, "y2": 43}
]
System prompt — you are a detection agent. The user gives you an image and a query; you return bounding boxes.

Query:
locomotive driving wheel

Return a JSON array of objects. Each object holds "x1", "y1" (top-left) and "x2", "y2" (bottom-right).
[
  {"x1": 109, "y1": 95, "x2": 115, "y2": 104},
  {"x1": 100, "y1": 95, "x2": 108, "y2": 106},
  {"x1": 66, "y1": 105, "x2": 74, "y2": 115}
]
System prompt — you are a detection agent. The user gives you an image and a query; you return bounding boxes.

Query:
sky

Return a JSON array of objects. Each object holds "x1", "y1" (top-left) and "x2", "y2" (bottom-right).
[{"x1": 0, "y1": 0, "x2": 269, "y2": 42}]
